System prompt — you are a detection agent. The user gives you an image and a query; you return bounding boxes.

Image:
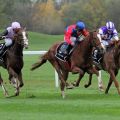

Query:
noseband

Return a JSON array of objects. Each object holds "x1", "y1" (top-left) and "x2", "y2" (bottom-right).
[{"x1": 13, "y1": 29, "x2": 28, "y2": 46}]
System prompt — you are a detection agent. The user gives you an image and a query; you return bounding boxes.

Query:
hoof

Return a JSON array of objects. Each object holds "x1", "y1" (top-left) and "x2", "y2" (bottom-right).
[
  {"x1": 61, "y1": 91, "x2": 65, "y2": 99},
  {"x1": 71, "y1": 81, "x2": 79, "y2": 87},
  {"x1": 4, "y1": 91, "x2": 9, "y2": 97},
  {"x1": 84, "y1": 84, "x2": 89, "y2": 88},
  {"x1": 105, "y1": 91, "x2": 108, "y2": 94},
  {"x1": 15, "y1": 90, "x2": 19, "y2": 96},
  {"x1": 15, "y1": 92, "x2": 19, "y2": 96},
  {"x1": 66, "y1": 84, "x2": 74, "y2": 89},
  {"x1": 19, "y1": 83, "x2": 24, "y2": 87},
  {"x1": 99, "y1": 86, "x2": 104, "y2": 92}
]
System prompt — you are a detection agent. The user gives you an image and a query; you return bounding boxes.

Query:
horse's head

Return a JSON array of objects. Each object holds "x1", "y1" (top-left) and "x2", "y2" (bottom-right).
[
  {"x1": 90, "y1": 31, "x2": 105, "y2": 53},
  {"x1": 14, "y1": 28, "x2": 29, "y2": 49}
]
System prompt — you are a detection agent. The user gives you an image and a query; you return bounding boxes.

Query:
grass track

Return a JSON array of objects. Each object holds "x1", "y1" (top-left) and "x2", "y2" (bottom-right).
[{"x1": 0, "y1": 32, "x2": 120, "y2": 120}]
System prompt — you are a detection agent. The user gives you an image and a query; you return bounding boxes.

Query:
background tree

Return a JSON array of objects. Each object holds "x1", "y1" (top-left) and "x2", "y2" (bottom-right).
[
  {"x1": 0, "y1": 0, "x2": 119, "y2": 34},
  {"x1": 81, "y1": 0, "x2": 107, "y2": 30},
  {"x1": 2, "y1": 0, "x2": 33, "y2": 29},
  {"x1": 106, "y1": 0, "x2": 120, "y2": 31},
  {"x1": 33, "y1": 0, "x2": 64, "y2": 34},
  {"x1": 0, "y1": 0, "x2": 9, "y2": 28},
  {"x1": 61, "y1": 0, "x2": 107, "y2": 30}
]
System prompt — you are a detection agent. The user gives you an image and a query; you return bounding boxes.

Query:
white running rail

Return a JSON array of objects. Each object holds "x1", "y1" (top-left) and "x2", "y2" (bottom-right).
[{"x1": 23, "y1": 51, "x2": 59, "y2": 88}]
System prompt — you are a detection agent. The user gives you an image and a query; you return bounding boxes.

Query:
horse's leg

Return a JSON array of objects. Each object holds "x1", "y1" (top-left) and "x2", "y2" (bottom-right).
[
  {"x1": 72, "y1": 72, "x2": 85, "y2": 87},
  {"x1": 105, "y1": 69, "x2": 118, "y2": 94},
  {"x1": 86, "y1": 67, "x2": 104, "y2": 91},
  {"x1": 84, "y1": 73, "x2": 92, "y2": 88},
  {"x1": 84, "y1": 72, "x2": 104, "y2": 91},
  {"x1": 108, "y1": 69, "x2": 120, "y2": 94},
  {"x1": 18, "y1": 72, "x2": 24, "y2": 87},
  {"x1": 8, "y1": 67, "x2": 20, "y2": 96},
  {"x1": 83, "y1": 67, "x2": 97, "y2": 88},
  {"x1": 62, "y1": 71, "x2": 69, "y2": 88},
  {"x1": 10, "y1": 76, "x2": 19, "y2": 96},
  {"x1": 105, "y1": 77, "x2": 112, "y2": 94},
  {"x1": 50, "y1": 60, "x2": 66, "y2": 98},
  {"x1": 97, "y1": 71, "x2": 104, "y2": 91},
  {"x1": 71, "y1": 65, "x2": 84, "y2": 75},
  {"x1": 63, "y1": 71, "x2": 74, "y2": 89},
  {"x1": 0, "y1": 73, "x2": 9, "y2": 96}
]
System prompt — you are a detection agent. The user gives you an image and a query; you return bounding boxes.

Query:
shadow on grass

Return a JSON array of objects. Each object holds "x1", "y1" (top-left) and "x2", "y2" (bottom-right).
[{"x1": 25, "y1": 91, "x2": 119, "y2": 101}]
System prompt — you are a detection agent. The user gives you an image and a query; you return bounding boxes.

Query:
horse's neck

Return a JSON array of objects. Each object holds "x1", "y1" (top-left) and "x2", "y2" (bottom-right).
[
  {"x1": 10, "y1": 42, "x2": 23, "y2": 56},
  {"x1": 77, "y1": 38, "x2": 91, "y2": 55}
]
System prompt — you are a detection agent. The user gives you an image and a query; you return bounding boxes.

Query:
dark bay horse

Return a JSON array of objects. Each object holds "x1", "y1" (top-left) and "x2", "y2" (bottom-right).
[
  {"x1": 0, "y1": 28, "x2": 29, "y2": 96},
  {"x1": 31, "y1": 31, "x2": 103, "y2": 98},
  {"x1": 79, "y1": 41, "x2": 120, "y2": 94}
]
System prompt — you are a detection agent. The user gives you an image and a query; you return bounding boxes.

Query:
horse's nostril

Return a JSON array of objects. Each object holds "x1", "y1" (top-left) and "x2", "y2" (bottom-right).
[{"x1": 24, "y1": 44, "x2": 28, "y2": 49}]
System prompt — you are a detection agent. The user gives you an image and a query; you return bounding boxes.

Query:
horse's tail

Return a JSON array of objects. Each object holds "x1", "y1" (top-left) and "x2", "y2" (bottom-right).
[{"x1": 31, "y1": 52, "x2": 49, "y2": 71}]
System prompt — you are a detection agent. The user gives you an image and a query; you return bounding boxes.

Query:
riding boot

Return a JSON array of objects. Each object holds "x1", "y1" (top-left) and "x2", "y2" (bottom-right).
[
  {"x1": 92, "y1": 49, "x2": 99, "y2": 64},
  {"x1": 60, "y1": 43, "x2": 69, "y2": 54},
  {"x1": 66, "y1": 44, "x2": 73, "y2": 55},
  {"x1": 0, "y1": 44, "x2": 7, "y2": 61}
]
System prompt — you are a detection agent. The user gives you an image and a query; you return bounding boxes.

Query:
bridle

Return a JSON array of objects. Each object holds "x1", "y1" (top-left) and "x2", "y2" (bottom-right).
[{"x1": 13, "y1": 28, "x2": 29, "y2": 49}]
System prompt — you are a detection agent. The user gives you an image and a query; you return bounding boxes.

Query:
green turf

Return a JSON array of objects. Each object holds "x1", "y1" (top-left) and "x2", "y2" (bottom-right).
[
  {"x1": 28, "y1": 32, "x2": 63, "y2": 50},
  {"x1": 0, "y1": 32, "x2": 120, "y2": 120}
]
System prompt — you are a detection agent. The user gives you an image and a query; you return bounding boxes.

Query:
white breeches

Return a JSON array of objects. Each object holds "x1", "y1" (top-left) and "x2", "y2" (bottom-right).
[
  {"x1": 101, "y1": 40, "x2": 109, "y2": 46},
  {"x1": 5, "y1": 38, "x2": 13, "y2": 47}
]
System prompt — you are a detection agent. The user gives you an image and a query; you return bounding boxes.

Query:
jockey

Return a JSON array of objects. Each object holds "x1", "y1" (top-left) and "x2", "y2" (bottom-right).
[
  {"x1": 59, "y1": 21, "x2": 89, "y2": 60},
  {"x1": 64, "y1": 21, "x2": 89, "y2": 51},
  {"x1": 93, "y1": 21, "x2": 119, "y2": 64},
  {"x1": 0, "y1": 21, "x2": 21, "y2": 60}
]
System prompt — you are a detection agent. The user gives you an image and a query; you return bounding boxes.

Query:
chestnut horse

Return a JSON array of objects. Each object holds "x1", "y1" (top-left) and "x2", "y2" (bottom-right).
[
  {"x1": 79, "y1": 41, "x2": 120, "y2": 94},
  {"x1": 31, "y1": 31, "x2": 103, "y2": 98},
  {"x1": 0, "y1": 28, "x2": 29, "y2": 97}
]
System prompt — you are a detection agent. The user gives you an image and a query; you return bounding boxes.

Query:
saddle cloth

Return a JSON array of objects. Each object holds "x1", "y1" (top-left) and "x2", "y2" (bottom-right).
[{"x1": 55, "y1": 42, "x2": 73, "y2": 62}]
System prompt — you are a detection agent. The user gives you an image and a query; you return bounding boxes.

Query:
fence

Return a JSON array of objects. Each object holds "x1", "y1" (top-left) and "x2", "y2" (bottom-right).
[{"x1": 23, "y1": 51, "x2": 59, "y2": 88}]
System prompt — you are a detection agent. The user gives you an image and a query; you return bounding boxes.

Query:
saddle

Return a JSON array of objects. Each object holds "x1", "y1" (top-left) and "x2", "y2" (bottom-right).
[{"x1": 55, "y1": 42, "x2": 73, "y2": 62}]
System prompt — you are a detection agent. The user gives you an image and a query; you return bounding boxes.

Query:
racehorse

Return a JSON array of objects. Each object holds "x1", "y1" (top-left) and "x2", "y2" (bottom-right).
[
  {"x1": 0, "y1": 28, "x2": 29, "y2": 97},
  {"x1": 81, "y1": 41, "x2": 120, "y2": 94},
  {"x1": 31, "y1": 31, "x2": 103, "y2": 98}
]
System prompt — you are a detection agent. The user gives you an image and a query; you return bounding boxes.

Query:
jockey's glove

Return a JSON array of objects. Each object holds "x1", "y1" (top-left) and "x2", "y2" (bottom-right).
[{"x1": 78, "y1": 35, "x2": 85, "y2": 41}]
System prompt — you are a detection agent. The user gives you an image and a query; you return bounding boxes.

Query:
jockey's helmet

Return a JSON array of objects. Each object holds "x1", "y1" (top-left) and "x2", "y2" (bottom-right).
[
  {"x1": 11, "y1": 22, "x2": 21, "y2": 29},
  {"x1": 76, "y1": 21, "x2": 85, "y2": 31},
  {"x1": 106, "y1": 21, "x2": 115, "y2": 31}
]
